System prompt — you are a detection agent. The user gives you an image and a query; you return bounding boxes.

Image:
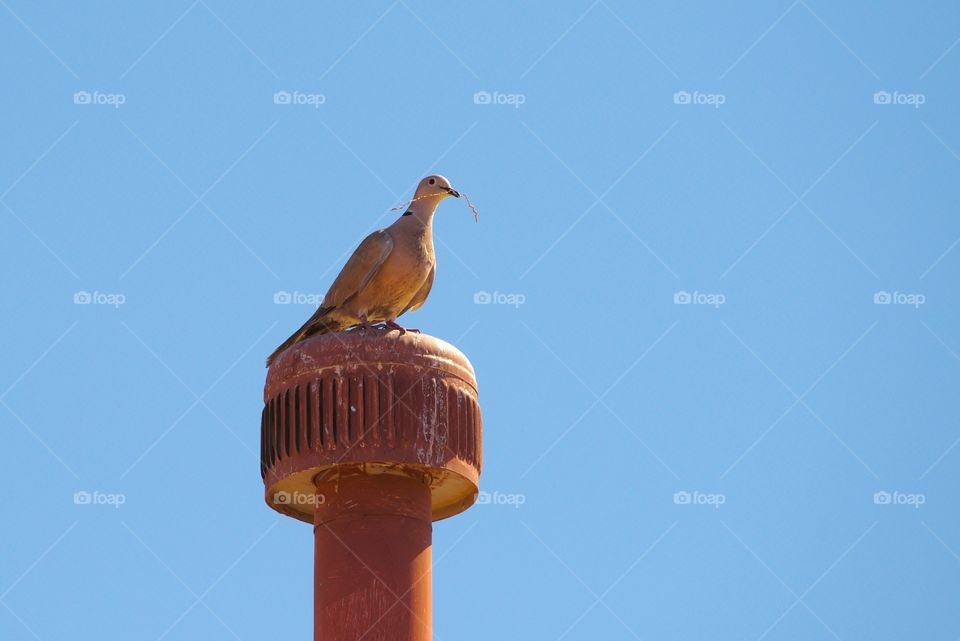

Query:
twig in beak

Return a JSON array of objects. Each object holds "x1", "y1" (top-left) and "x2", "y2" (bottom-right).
[
  {"x1": 460, "y1": 192, "x2": 479, "y2": 223},
  {"x1": 388, "y1": 189, "x2": 478, "y2": 223}
]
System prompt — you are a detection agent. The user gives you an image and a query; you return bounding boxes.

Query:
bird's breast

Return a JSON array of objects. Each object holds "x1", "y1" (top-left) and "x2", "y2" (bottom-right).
[{"x1": 350, "y1": 233, "x2": 433, "y2": 319}]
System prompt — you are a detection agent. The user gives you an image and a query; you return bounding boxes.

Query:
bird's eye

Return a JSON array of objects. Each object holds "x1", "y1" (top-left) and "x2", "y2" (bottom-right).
[{"x1": 428, "y1": 178, "x2": 436, "y2": 185}]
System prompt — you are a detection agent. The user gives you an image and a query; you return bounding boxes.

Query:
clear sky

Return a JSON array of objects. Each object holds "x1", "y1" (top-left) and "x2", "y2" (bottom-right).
[{"x1": 1, "y1": 2, "x2": 959, "y2": 640}]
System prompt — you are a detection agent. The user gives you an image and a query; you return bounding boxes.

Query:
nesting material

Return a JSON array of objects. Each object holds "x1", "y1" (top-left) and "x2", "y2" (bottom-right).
[
  {"x1": 461, "y1": 192, "x2": 480, "y2": 223},
  {"x1": 391, "y1": 191, "x2": 479, "y2": 223}
]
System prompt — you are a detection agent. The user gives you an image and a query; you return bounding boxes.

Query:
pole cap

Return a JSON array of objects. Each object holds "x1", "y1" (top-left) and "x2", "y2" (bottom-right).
[{"x1": 261, "y1": 330, "x2": 482, "y2": 523}]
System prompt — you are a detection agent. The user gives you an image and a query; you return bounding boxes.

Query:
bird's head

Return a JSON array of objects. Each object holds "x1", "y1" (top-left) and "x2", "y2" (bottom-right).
[{"x1": 413, "y1": 175, "x2": 460, "y2": 201}]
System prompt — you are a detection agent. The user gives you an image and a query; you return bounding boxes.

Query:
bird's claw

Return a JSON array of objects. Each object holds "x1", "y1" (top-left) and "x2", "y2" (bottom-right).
[
  {"x1": 384, "y1": 320, "x2": 419, "y2": 335},
  {"x1": 356, "y1": 315, "x2": 373, "y2": 333}
]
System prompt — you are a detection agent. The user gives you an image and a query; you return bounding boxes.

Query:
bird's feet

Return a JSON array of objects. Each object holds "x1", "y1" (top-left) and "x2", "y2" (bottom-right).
[
  {"x1": 356, "y1": 314, "x2": 374, "y2": 333},
  {"x1": 384, "y1": 320, "x2": 420, "y2": 335}
]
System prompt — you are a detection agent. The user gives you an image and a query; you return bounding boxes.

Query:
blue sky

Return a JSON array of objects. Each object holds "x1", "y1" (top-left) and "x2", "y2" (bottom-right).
[{"x1": 1, "y1": 1, "x2": 959, "y2": 639}]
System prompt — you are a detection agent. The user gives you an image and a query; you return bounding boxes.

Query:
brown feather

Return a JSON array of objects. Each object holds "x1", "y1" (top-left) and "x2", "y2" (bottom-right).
[{"x1": 265, "y1": 306, "x2": 348, "y2": 367}]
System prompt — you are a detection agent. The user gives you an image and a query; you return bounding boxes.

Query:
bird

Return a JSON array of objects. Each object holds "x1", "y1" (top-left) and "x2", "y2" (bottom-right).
[{"x1": 266, "y1": 175, "x2": 461, "y2": 367}]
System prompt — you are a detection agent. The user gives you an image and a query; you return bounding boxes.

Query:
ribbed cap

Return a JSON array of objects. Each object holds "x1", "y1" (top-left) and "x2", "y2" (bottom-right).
[{"x1": 261, "y1": 330, "x2": 482, "y2": 523}]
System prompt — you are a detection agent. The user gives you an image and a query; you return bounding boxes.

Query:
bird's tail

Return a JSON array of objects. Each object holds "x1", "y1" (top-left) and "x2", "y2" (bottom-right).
[{"x1": 266, "y1": 308, "x2": 347, "y2": 367}]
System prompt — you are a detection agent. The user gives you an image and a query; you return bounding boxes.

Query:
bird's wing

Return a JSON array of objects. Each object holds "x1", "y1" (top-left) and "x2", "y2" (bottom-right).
[
  {"x1": 322, "y1": 229, "x2": 395, "y2": 309},
  {"x1": 401, "y1": 263, "x2": 435, "y2": 315}
]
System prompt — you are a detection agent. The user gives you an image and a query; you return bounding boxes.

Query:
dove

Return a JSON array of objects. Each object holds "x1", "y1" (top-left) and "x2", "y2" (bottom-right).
[{"x1": 266, "y1": 175, "x2": 461, "y2": 367}]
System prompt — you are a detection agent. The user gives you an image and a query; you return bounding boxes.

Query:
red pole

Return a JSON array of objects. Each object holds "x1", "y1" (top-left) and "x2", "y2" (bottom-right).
[
  {"x1": 261, "y1": 332, "x2": 482, "y2": 641},
  {"x1": 313, "y1": 468, "x2": 432, "y2": 640}
]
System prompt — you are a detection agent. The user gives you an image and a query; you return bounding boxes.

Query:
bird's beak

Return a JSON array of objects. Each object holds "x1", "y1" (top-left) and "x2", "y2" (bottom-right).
[{"x1": 445, "y1": 187, "x2": 461, "y2": 198}]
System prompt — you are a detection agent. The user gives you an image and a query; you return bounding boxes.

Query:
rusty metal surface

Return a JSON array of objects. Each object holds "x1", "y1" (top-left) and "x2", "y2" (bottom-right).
[
  {"x1": 312, "y1": 467, "x2": 432, "y2": 641},
  {"x1": 261, "y1": 330, "x2": 483, "y2": 523}
]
